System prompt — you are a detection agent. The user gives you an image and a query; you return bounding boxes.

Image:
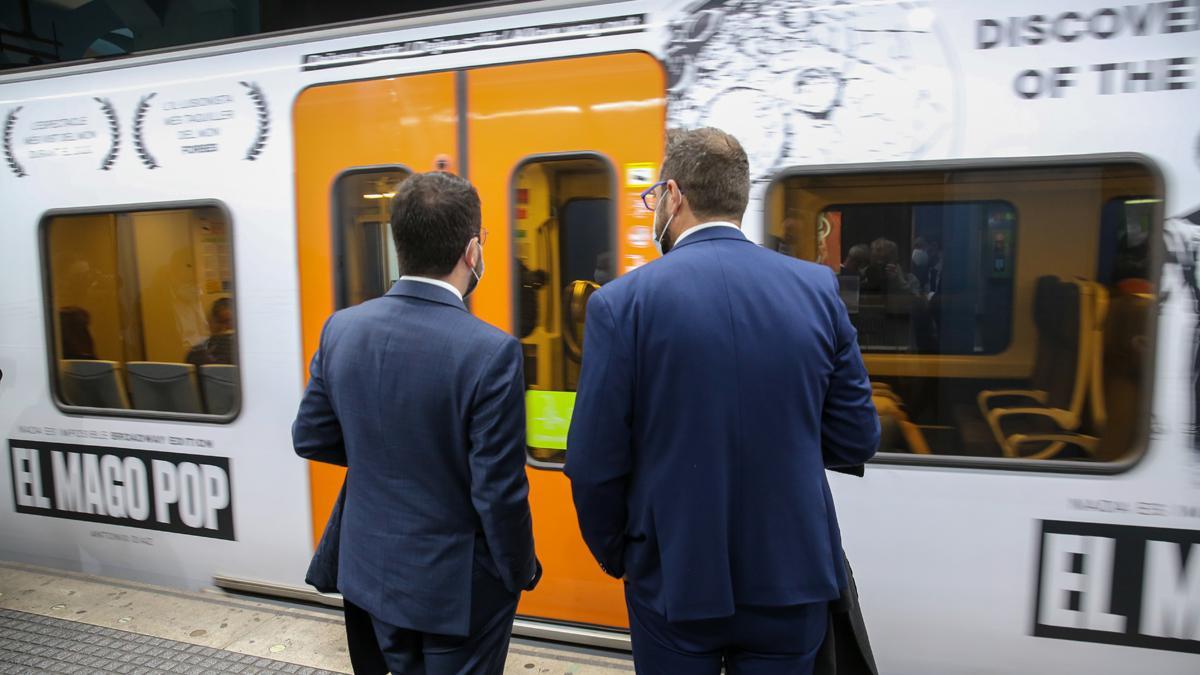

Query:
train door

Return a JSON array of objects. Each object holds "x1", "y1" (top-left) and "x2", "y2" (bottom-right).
[
  {"x1": 294, "y1": 53, "x2": 664, "y2": 630},
  {"x1": 293, "y1": 72, "x2": 459, "y2": 543},
  {"x1": 468, "y1": 53, "x2": 664, "y2": 628}
]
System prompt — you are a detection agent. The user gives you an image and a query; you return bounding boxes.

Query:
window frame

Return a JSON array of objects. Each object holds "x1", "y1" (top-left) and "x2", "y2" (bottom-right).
[
  {"x1": 764, "y1": 154, "x2": 1165, "y2": 475},
  {"x1": 39, "y1": 199, "x2": 242, "y2": 424},
  {"x1": 508, "y1": 151, "x2": 620, "y2": 471},
  {"x1": 330, "y1": 164, "x2": 413, "y2": 310}
]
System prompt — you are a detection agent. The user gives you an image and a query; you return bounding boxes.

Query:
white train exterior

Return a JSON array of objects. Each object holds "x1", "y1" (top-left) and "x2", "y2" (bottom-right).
[{"x1": 1, "y1": 1, "x2": 1197, "y2": 672}]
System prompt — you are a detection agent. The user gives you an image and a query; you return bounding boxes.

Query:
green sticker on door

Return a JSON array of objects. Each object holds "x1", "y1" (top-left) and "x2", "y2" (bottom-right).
[{"x1": 526, "y1": 390, "x2": 576, "y2": 451}]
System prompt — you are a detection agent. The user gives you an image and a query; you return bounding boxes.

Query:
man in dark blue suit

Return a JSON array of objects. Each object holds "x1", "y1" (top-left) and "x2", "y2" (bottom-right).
[
  {"x1": 565, "y1": 128, "x2": 879, "y2": 674},
  {"x1": 293, "y1": 172, "x2": 540, "y2": 674}
]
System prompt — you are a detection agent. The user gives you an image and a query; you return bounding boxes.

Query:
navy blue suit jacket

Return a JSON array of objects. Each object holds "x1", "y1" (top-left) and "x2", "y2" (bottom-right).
[
  {"x1": 293, "y1": 280, "x2": 538, "y2": 636},
  {"x1": 565, "y1": 226, "x2": 879, "y2": 622}
]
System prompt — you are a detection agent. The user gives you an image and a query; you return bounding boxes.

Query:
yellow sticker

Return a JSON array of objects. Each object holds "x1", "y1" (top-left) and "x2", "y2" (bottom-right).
[{"x1": 625, "y1": 162, "x2": 656, "y2": 188}]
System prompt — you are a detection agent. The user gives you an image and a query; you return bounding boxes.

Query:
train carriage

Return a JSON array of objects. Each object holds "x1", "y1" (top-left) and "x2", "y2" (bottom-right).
[{"x1": 1, "y1": 1, "x2": 1198, "y2": 672}]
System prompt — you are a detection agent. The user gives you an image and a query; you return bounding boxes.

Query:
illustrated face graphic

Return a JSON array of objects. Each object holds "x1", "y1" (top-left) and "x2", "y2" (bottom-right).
[{"x1": 664, "y1": 0, "x2": 957, "y2": 179}]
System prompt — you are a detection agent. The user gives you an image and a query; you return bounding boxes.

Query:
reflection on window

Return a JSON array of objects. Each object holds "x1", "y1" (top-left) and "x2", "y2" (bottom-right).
[
  {"x1": 514, "y1": 158, "x2": 614, "y2": 464},
  {"x1": 335, "y1": 168, "x2": 410, "y2": 308},
  {"x1": 44, "y1": 206, "x2": 239, "y2": 418},
  {"x1": 1098, "y1": 197, "x2": 1155, "y2": 293},
  {"x1": 815, "y1": 201, "x2": 1016, "y2": 355},
  {"x1": 768, "y1": 164, "x2": 1159, "y2": 466}
]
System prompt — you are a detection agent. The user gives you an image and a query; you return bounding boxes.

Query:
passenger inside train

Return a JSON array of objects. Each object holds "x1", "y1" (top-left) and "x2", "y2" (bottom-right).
[
  {"x1": 184, "y1": 298, "x2": 237, "y2": 368},
  {"x1": 766, "y1": 162, "x2": 1158, "y2": 464}
]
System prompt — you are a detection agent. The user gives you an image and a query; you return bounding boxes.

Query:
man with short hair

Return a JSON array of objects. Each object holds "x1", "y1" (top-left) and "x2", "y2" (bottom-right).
[
  {"x1": 566, "y1": 128, "x2": 879, "y2": 674},
  {"x1": 184, "y1": 297, "x2": 236, "y2": 367},
  {"x1": 841, "y1": 244, "x2": 871, "y2": 277},
  {"x1": 293, "y1": 171, "x2": 540, "y2": 674}
]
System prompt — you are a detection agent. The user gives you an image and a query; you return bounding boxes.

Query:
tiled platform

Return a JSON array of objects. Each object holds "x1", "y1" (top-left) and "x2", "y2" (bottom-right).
[
  {"x1": 0, "y1": 607, "x2": 337, "y2": 674},
  {"x1": 0, "y1": 562, "x2": 633, "y2": 674}
]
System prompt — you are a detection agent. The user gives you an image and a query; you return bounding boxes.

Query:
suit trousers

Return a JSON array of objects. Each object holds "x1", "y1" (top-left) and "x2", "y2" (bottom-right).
[
  {"x1": 353, "y1": 569, "x2": 520, "y2": 675},
  {"x1": 626, "y1": 587, "x2": 828, "y2": 675}
]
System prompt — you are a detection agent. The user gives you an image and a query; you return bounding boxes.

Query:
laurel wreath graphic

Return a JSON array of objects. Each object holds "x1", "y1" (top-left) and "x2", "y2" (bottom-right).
[
  {"x1": 240, "y1": 81, "x2": 269, "y2": 161},
  {"x1": 95, "y1": 97, "x2": 120, "y2": 171},
  {"x1": 3, "y1": 107, "x2": 26, "y2": 178},
  {"x1": 133, "y1": 93, "x2": 159, "y2": 169}
]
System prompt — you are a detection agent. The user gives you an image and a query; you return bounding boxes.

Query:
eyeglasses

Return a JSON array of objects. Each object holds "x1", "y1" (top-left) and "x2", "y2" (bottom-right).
[
  {"x1": 476, "y1": 227, "x2": 488, "y2": 246},
  {"x1": 640, "y1": 180, "x2": 669, "y2": 212}
]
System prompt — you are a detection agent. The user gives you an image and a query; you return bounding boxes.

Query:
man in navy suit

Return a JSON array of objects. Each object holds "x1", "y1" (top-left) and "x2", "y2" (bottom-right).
[
  {"x1": 293, "y1": 172, "x2": 540, "y2": 674},
  {"x1": 565, "y1": 128, "x2": 879, "y2": 674}
]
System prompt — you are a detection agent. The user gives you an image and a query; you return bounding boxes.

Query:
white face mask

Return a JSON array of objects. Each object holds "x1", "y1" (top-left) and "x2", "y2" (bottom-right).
[
  {"x1": 911, "y1": 248, "x2": 930, "y2": 268},
  {"x1": 464, "y1": 239, "x2": 484, "y2": 298}
]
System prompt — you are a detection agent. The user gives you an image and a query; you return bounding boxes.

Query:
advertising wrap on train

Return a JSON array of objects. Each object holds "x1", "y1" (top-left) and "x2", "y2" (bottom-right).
[
  {"x1": 8, "y1": 439, "x2": 234, "y2": 541},
  {"x1": 1034, "y1": 520, "x2": 1200, "y2": 653}
]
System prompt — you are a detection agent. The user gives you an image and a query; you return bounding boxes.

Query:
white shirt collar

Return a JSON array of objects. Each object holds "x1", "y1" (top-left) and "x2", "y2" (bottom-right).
[
  {"x1": 399, "y1": 275, "x2": 463, "y2": 300},
  {"x1": 673, "y1": 221, "x2": 741, "y2": 247}
]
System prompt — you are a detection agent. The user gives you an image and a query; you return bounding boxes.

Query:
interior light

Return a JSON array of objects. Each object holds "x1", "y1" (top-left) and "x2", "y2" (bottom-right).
[
  {"x1": 1125, "y1": 199, "x2": 1162, "y2": 205},
  {"x1": 362, "y1": 192, "x2": 396, "y2": 200}
]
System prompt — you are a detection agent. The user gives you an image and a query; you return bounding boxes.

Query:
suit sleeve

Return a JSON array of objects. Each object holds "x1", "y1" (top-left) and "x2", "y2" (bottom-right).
[
  {"x1": 564, "y1": 292, "x2": 632, "y2": 578},
  {"x1": 822, "y1": 271, "x2": 880, "y2": 468},
  {"x1": 292, "y1": 318, "x2": 348, "y2": 467},
  {"x1": 468, "y1": 337, "x2": 539, "y2": 594}
]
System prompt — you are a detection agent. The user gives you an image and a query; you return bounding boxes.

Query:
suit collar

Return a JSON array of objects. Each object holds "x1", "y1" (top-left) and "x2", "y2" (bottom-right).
[
  {"x1": 670, "y1": 223, "x2": 748, "y2": 251},
  {"x1": 386, "y1": 279, "x2": 467, "y2": 311}
]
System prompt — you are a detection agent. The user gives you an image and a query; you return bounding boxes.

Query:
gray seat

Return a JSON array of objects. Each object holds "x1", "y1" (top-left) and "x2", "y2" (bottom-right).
[
  {"x1": 125, "y1": 362, "x2": 203, "y2": 414},
  {"x1": 199, "y1": 364, "x2": 239, "y2": 415},
  {"x1": 60, "y1": 360, "x2": 129, "y2": 408}
]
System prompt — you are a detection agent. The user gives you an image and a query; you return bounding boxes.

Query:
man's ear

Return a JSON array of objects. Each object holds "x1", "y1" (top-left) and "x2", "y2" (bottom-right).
[
  {"x1": 666, "y1": 180, "x2": 685, "y2": 213},
  {"x1": 463, "y1": 238, "x2": 480, "y2": 268}
]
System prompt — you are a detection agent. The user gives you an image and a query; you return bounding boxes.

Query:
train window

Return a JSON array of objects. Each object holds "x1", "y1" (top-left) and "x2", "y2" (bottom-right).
[
  {"x1": 513, "y1": 157, "x2": 615, "y2": 465},
  {"x1": 42, "y1": 205, "x2": 240, "y2": 420},
  {"x1": 334, "y1": 168, "x2": 411, "y2": 308},
  {"x1": 767, "y1": 162, "x2": 1160, "y2": 468}
]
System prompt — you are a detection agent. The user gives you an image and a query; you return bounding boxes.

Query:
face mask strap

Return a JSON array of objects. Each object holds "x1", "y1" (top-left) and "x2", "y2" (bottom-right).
[
  {"x1": 655, "y1": 187, "x2": 680, "y2": 244},
  {"x1": 469, "y1": 238, "x2": 483, "y2": 282}
]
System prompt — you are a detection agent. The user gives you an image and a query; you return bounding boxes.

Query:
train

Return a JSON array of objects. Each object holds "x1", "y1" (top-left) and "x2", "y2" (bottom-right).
[{"x1": 1, "y1": 1, "x2": 1198, "y2": 672}]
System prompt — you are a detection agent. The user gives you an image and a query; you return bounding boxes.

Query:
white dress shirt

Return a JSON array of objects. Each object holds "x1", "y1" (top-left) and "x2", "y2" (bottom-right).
[
  {"x1": 399, "y1": 275, "x2": 463, "y2": 300},
  {"x1": 672, "y1": 220, "x2": 741, "y2": 247}
]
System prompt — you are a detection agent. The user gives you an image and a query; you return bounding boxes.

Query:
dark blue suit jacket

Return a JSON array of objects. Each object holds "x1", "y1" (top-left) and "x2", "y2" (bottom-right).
[
  {"x1": 565, "y1": 226, "x2": 879, "y2": 622},
  {"x1": 293, "y1": 280, "x2": 538, "y2": 636}
]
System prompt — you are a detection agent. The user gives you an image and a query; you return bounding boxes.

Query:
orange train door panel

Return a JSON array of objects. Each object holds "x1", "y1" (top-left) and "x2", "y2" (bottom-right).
[
  {"x1": 468, "y1": 52, "x2": 665, "y2": 629},
  {"x1": 292, "y1": 53, "x2": 663, "y2": 631},
  {"x1": 293, "y1": 73, "x2": 459, "y2": 543}
]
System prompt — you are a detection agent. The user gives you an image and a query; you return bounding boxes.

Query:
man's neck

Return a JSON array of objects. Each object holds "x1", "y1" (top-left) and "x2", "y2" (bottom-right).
[
  {"x1": 401, "y1": 274, "x2": 466, "y2": 300},
  {"x1": 673, "y1": 220, "x2": 741, "y2": 247}
]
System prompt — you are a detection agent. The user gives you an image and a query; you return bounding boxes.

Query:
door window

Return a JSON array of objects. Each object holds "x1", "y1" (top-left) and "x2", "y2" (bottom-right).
[{"x1": 513, "y1": 157, "x2": 616, "y2": 464}]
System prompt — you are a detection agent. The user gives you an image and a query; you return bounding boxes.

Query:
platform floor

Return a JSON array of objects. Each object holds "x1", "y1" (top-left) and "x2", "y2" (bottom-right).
[{"x1": 0, "y1": 562, "x2": 633, "y2": 674}]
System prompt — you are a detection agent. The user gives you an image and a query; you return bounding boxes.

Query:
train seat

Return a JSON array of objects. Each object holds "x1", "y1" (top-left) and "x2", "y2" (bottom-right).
[
  {"x1": 60, "y1": 360, "x2": 130, "y2": 409},
  {"x1": 126, "y1": 362, "x2": 204, "y2": 414},
  {"x1": 1003, "y1": 290, "x2": 1149, "y2": 461},
  {"x1": 199, "y1": 364, "x2": 239, "y2": 415},
  {"x1": 975, "y1": 277, "x2": 1066, "y2": 416},
  {"x1": 981, "y1": 278, "x2": 1104, "y2": 459}
]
